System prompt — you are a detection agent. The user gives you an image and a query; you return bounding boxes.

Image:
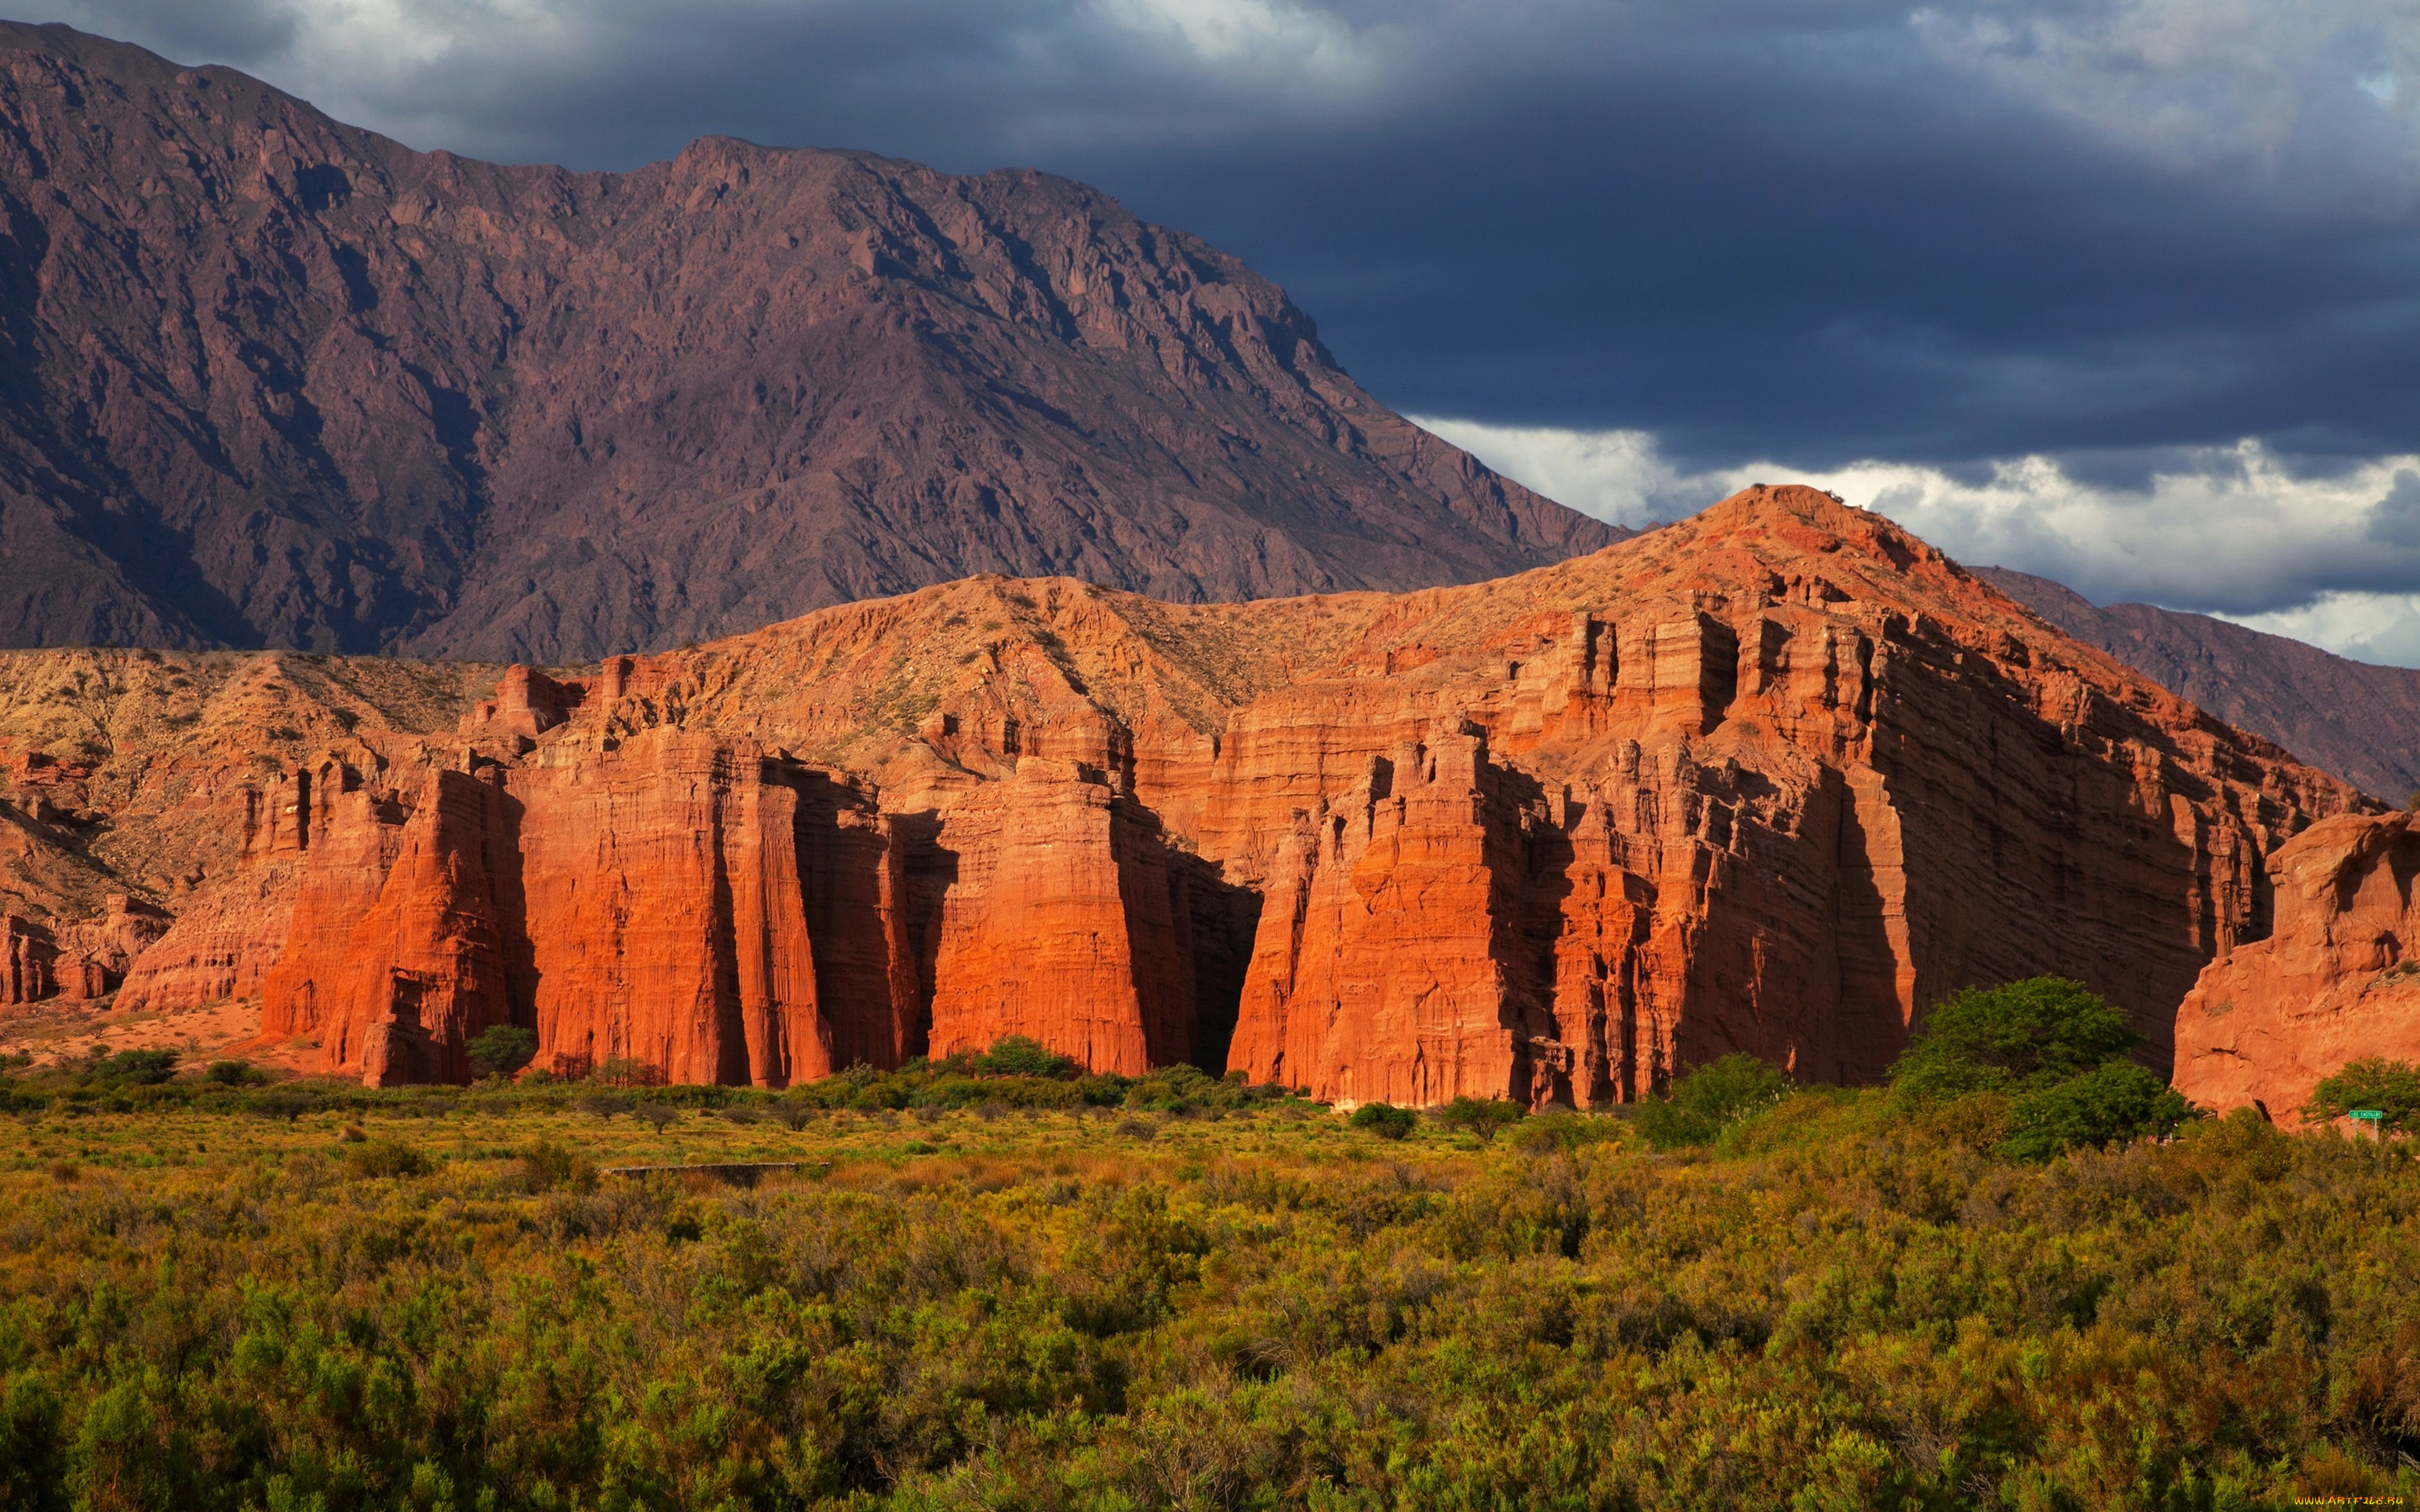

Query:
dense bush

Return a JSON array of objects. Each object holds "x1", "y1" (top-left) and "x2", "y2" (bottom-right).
[
  {"x1": 2000, "y1": 1058, "x2": 2194, "y2": 1162},
  {"x1": 1891, "y1": 976, "x2": 2135, "y2": 1105},
  {"x1": 466, "y1": 1024, "x2": 539, "y2": 1078},
  {"x1": 1347, "y1": 1101, "x2": 1418, "y2": 1140},
  {"x1": 339, "y1": 1137, "x2": 432, "y2": 1179},
  {"x1": 82, "y1": 1048, "x2": 177, "y2": 1086},
  {"x1": 0, "y1": 1084, "x2": 2410, "y2": 1508},
  {"x1": 1638, "y1": 1052, "x2": 1790, "y2": 1148},
  {"x1": 1432, "y1": 1095, "x2": 1526, "y2": 1140},
  {"x1": 973, "y1": 1035, "x2": 1075, "y2": 1078},
  {"x1": 1890, "y1": 977, "x2": 2191, "y2": 1161},
  {"x1": 2307, "y1": 1056, "x2": 2420, "y2": 1131}
]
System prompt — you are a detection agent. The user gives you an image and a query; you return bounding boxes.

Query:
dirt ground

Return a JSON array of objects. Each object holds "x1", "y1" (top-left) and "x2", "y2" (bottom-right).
[{"x1": 0, "y1": 995, "x2": 319, "y2": 1074}]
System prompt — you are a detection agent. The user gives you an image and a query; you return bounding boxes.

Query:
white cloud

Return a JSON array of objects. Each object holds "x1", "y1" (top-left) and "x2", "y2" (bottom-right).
[
  {"x1": 1418, "y1": 416, "x2": 2420, "y2": 666},
  {"x1": 1912, "y1": 0, "x2": 2420, "y2": 184},
  {"x1": 2227, "y1": 594, "x2": 2420, "y2": 667},
  {"x1": 1091, "y1": 0, "x2": 1381, "y2": 86},
  {"x1": 1409, "y1": 419, "x2": 1730, "y2": 530}
]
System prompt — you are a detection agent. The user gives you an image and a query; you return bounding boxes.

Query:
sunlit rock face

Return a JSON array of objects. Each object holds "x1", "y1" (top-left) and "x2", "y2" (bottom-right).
[
  {"x1": 2175, "y1": 812, "x2": 2420, "y2": 1122},
  {"x1": 97, "y1": 488, "x2": 2362, "y2": 1098}
]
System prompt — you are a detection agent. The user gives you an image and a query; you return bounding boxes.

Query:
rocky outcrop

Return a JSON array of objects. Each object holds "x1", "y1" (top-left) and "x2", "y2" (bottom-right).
[
  {"x1": 113, "y1": 866, "x2": 304, "y2": 1017},
  {"x1": 0, "y1": 915, "x2": 57, "y2": 1006},
  {"x1": 2174, "y1": 813, "x2": 2420, "y2": 1121},
  {"x1": 508, "y1": 730, "x2": 918, "y2": 1089},
  {"x1": 72, "y1": 489, "x2": 2370, "y2": 1096},
  {"x1": 0, "y1": 894, "x2": 169, "y2": 1008},
  {"x1": 927, "y1": 757, "x2": 1245, "y2": 1075},
  {"x1": 266, "y1": 769, "x2": 515, "y2": 1084},
  {"x1": 149, "y1": 727, "x2": 938, "y2": 1086},
  {"x1": 0, "y1": 22, "x2": 1620, "y2": 662},
  {"x1": 1230, "y1": 728, "x2": 1539, "y2": 1105}
]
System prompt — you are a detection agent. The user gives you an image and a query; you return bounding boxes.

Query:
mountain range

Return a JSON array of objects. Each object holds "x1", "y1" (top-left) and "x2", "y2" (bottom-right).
[{"x1": 0, "y1": 22, "x2": 1618, "y2": 663}]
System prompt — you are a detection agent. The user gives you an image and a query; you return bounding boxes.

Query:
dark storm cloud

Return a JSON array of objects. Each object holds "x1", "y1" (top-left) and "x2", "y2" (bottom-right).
[{"x1": 18, "y1": 0, "x2": 2420, "y2": 638}]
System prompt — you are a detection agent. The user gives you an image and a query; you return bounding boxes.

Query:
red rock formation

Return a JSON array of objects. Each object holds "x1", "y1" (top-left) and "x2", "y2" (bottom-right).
[
  {"x1": 171, "y1": 728, "x2": 933, "y2": 1085},
  {"x1": 114, "y1": 864, "x2": 304, "y2": 1017},
  {"x1": 927, "y1": 758, "x2": 1203, "y2": 1075},
  {"x1": 1230, "y1": 728, "x2": 1535, "y2": 1105},
  {"x1": 513, "y1": 731, "x2": 834, "y2": 1088},
  {"x1": 0, "y1": 916, "x2": 56, "y2": 1006},
  {"x1": 2174, "y1": 812, "x2": 2420, "y2": 1121},
  {"x1": 268, "y1": 769, "x2": 516, "y2": 1084},
  {"x1": 77, "y1": 487, "x2": 2366, "y2": 1098},
  {"x1": 1984, "y1": 567, "x2": 2420, "y2": 802}
]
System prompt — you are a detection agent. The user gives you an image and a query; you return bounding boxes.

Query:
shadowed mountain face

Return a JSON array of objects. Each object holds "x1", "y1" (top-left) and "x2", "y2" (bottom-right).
[
  {"x1": 0, "y1": 23, "x2": 1622, "y2": 662},
  {"x1": 1977, "y1": 569, "x2": 2420, "y2": 805}
]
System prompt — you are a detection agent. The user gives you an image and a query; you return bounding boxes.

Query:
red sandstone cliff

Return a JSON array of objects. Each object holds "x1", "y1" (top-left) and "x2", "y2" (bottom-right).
[
  {"x1": 51, "y1": 486, "x2": 2354, "y2": 1098},
  {"x1": 2173, "y1": 813, "x2": 2420, "y2": 1121}
]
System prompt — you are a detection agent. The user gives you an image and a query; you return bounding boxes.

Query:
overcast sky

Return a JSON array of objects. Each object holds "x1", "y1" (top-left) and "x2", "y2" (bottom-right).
[{"x1": 25, "y1": 0, "x2": 2420, "y2": 660}]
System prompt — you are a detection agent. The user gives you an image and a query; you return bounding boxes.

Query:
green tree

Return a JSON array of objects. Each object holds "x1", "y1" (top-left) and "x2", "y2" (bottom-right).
[
  {"x1": 2305, "y1": 1057, "x2": 2420, "y2": 1131},
  {"x1": 1639, "y1": 1052, "x2": 1790, "y2": 1148},
  {"x1": 2001, "y1": 1059, "x2": 2194, "y2": 1162},
  {"x1": 466, "y1": 1024, "x2": 539, "y2": 1079},
  {"x1": 84, "y1": 1049, "x2": 176, "y2": 1086},
  {"x1": 1348, "y1": 1102, "x2": 1417, "y2": 1140},
  {"x1": 0, "y1": 1370, "x2": 66, "y2": 1512},
  {"x1": 977, "y1": 1036, "x2": 1075, "y2": 1078},
  {"x1": 1434, "y1": 1095, "x2": 1526, "y2": 1141},
  {"x1": 1890, "y1": 978, "x2": 2136, "y2": 1105}
]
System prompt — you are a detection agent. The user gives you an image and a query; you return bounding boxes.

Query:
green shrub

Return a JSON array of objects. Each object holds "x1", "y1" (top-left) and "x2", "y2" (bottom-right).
[
  {"x1": 1347, "y1": 1102, "x2": 1417, "y2": 1140},
  {"x1": 203, "y1": 1060, "x2": 261, "y2": 1086},
  {"x1": 518, "y1": 1137, "x2": 592, "y2": 1191},
  {"x1": 1639, "y1": 1052, "x2": 1789, "y2": 1148},
  {"x1": 2305, "y1": 1057, "x2": 2420, "y2": 1131},
  {"x1": 83, "y1": 1049, "x2": 176, "y2": 1087},
  {"x1": 1434, "y1": 1095, "x2": 1527, "y2": 1140},
  {"x1": 595, "y1": 1056, "x2": 664, "y2": 1087},
  {"x1": 1890, "y1": 978, "x2": 2135, "y2": 1105},
  {"x1": 0, "y1": 1369, "x2": 64, "y2": 1512},
  {"x1": 1891, "y1": 978, "x2": 2199, "y2": 1161},
  {"x1": 1510, "y1": 1111, "x2": 1623, "y2": 1153},
  {"x1": 340, "y1": 1139, "x2": 431, "y2": 1179},
  {"x1": 466, "y1": 1025, "x2": 539, "y2": 1079},
  {"x1": 976, "y1": 1036, "x2": 1075, "y2": 1078},
  {"x1": 2001, "y1": 1059, "x2": 2194, "y2": 1162}
]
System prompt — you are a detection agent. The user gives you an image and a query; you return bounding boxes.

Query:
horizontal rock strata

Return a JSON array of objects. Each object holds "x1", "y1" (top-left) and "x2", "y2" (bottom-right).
[{"x1": 60, "y1": 489, "x2": 2369, "y2": 1097}]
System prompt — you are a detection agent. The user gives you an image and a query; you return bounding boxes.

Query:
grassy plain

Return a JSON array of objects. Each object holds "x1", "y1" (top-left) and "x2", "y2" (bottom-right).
[{"x1": 0, "y1": 1073, "x2": 2415, "y2": 1510}]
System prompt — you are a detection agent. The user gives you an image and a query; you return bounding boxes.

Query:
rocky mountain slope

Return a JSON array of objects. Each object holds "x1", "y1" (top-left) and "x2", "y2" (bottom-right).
[
  {"x1": 0, "y1": 22, "x2": 1619, "y2": 662},
  {"x1": 1980, "y1": 568, "x2": 2420, "y2": 803},
  {"x1": 0, "y1": 489, "x2": 2365, "y2": 1102}
]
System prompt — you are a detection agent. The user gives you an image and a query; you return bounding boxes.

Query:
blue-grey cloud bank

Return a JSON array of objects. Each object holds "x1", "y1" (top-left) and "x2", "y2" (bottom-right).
[{"x1": 23, "y1": 0, "x2": 2420, "y2": 659}]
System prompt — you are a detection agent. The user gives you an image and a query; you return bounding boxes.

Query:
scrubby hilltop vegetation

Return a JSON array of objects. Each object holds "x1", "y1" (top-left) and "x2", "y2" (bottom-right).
[{"x1": 0, "y1": 1000, "x2": 2416, "y2": 1509}]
